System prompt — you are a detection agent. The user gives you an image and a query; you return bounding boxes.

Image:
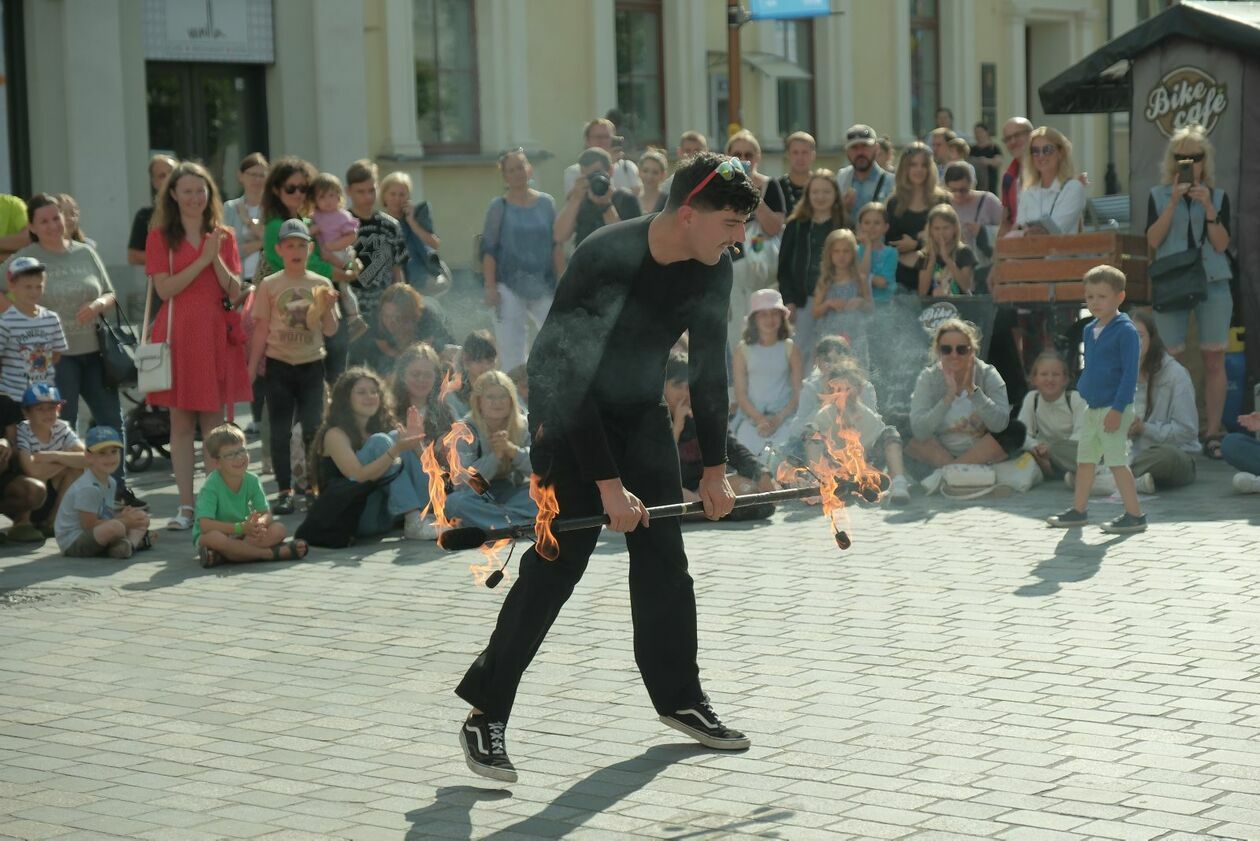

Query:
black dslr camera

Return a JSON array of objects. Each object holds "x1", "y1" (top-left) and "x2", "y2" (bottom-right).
[{"x1": 586, "y1": 171, "x2": 612, "y2": 197}]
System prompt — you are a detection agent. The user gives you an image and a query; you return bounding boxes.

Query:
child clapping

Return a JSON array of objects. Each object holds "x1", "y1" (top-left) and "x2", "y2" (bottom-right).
[{"x1": 195, "y1": 423, "x2": 307, "y2": 567}]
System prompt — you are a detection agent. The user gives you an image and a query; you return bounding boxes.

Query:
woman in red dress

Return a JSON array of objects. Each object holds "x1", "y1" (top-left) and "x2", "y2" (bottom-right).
[{"x1": 145, "y1": 161, "x2": 250, "y2": 530}]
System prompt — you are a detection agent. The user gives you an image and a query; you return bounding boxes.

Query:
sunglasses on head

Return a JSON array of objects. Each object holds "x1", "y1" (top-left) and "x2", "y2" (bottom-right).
[
  {"x1": 282, "y1": 183, "x2": 309, "y2": 195},
  {"x1": 1029, "y1": 144, "x2": 1058, "y2": 157},
  {"x1": 939, "y1": 343, "x2": 972, "y2": 356},
  {"x1": 682, "y1": 158, "x2": 739, "y2": 207},
  {"x1": 1177, "y1": 152, "x2": 1205, "y2": 163}
]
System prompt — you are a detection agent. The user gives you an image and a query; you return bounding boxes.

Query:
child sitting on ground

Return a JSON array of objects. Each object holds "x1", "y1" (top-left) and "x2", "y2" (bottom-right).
[
  {"x1": 805, "y1": 356, "x2": 911, "y2": 505},
  {"x1": 1047, "y1": 266, "x2": 1146, "y2": 534},
  {"x1": 1017, "y1": 351, "x2": 1084, "y2": 479},
  {"x1": 781, "y1": 335, "x2": 878, "y2": 462},
  {"x1": 1128, "y1": 310, "x2": 1199, "y2": 493},
  {"x1": 195, "y1": 423, "x2": 307, "y2": 567},
  {"x1": 665, "y1": 351, "x2": 776, "y2": 520},
  {"x1": 53, "y1": 426, "x2": 150, "y2": 558},
  {"x1": 15, "y1": 383, "x2": 84, "y2": 536}
]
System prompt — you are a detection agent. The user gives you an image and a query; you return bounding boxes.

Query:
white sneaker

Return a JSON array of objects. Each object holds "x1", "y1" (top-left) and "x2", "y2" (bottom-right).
[
  {"x1": 1091, "y1": 471, "x2": 1118, "y2": 497},
  {"x1": 403, "y1": 514, "x2": 429, "y2": 540},
  {"x1": 888, "y1": 474, "x2": 911, "y2": 506},
  {"x1": 1233, "y1": 472, "x2": 1260, "y2": 494},
  {"x1": 919, "y1": 469, "x2": 942, "y2": 496},
  {"x1": 1135, "y1": 473, "x2": 1156, "y2": 494}
]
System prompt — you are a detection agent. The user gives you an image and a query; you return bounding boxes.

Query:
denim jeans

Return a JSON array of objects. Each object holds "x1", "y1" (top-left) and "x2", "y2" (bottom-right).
[
  {"x1": 354, "y1": 432, "x2": 403, "y2": 536},
  {"x1": 1222, "y1": 433, "x2": 1260, "y2": 474},
  {"x1": 444, "y1": 479, "x2": 537, "y2": 530},
  {"x1": 55, "y1": 352, "x2": 125, "y2": 487}
]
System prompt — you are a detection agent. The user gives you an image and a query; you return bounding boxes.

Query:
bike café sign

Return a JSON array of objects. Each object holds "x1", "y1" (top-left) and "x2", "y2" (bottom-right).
[{"x1": 1144, "y1": 66, "x2": 1228, "y2": 138}]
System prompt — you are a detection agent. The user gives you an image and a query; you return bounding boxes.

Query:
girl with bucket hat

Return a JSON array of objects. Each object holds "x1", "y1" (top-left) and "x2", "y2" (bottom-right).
[{"x1": 731, "y1": 288, "x2": 802, "y2": 461}]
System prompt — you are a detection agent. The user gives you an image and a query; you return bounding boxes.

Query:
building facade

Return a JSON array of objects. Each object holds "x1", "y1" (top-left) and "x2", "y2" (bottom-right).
[{"x1": 5, "y1": 0, "x2": 1167, "y2": 302}]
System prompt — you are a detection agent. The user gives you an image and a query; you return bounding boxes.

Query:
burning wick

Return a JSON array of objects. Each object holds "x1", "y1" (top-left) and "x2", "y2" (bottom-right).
[{"x1": 834, "y1": 530, "x2": 852, "y2": 551}]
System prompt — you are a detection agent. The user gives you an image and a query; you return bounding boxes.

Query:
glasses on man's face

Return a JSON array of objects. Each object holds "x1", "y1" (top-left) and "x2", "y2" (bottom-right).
[
  {"x1": 218, "y1": 447, "x2": 249, "y2": 462},
  {"x1": 939, "y1": 343, "x2": 972, "y2": 356},
  {"x1": 1029, "y1": 144, "x2": 1058, "y2": 158},
  {"x1": 682, "y1": 158, "x2": 739, "y2": 207},
  {"x1": 1003, "y1": 129, "x2": 1030, "y2": 144},
  {"x1": 282, "y1": 183, "x2": 309, "y2": 195}
]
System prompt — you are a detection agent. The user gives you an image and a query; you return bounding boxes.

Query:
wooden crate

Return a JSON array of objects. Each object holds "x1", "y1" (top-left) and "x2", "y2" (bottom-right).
[{"x1": 989, "y1": 232, "x2": 1149, "y2": 305}]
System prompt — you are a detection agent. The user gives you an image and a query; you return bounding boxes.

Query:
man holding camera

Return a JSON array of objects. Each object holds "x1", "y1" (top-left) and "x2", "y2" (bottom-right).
[
  {"x1": 554, "y1": 147, "x2": 641, "y2": 250},
  {"x1": 563, "y1": 118, "x2": 642, "y2": 196}
]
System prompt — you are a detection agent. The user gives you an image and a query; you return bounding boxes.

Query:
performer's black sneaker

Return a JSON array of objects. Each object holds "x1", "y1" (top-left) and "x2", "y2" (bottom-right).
[
  {"x1": 659, "y1": 697, "x2": 750, "y2": 750},
  {"x1": 459, "y1": 714, "x2": 517, "y2": 783}
]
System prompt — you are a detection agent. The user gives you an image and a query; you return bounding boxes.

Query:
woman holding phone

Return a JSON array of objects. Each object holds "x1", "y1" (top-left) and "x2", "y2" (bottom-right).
[{"x1": 1145, "y1": 123, "x2": 1233, "y2": 459}]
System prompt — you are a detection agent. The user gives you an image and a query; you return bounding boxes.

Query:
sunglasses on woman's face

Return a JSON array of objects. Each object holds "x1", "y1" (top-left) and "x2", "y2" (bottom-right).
[
  {"x1": 939, "y1": 344, "x2": 972, "y2": 356},
  {"x1": 1177, "y1": 152, "x2": 1205, "y2": 163},
  {"x1": 1029, "y1": 144, "x2": 1058, "y2": 157},
  {"x1": 282, "y1": 183, "x2": 309, "y2": 195}
]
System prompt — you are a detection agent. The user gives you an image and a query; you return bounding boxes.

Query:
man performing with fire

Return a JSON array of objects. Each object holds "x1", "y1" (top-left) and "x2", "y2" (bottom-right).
[{"x1": 455, "y1": 153, "x2": 762, "y2": 783}]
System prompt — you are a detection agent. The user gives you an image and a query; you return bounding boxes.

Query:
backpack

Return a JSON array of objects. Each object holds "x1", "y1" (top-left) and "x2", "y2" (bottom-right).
[{"x1": 294, "y1": 473, "x2": 396, "y2": 548}]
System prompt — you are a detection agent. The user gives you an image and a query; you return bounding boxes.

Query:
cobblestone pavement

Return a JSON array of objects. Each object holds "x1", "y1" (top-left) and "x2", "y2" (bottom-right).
[{"x1": 0, "y1": 438, "x2": 1257, "y2": 841}]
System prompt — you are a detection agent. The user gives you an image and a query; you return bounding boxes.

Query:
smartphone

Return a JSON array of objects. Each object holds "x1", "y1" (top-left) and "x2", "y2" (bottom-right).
[
  {"x1": 611, "y1": 135, "x2": 625, "y2": 151},
  {"x1": 1177, "y1": 159, "x2": 1194, "y2": 184}
]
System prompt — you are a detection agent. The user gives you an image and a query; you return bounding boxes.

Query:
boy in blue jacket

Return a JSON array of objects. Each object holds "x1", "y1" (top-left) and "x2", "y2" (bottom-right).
[{"x1": 1047, "y1": 265, "x2": 1147, "y2": 533}]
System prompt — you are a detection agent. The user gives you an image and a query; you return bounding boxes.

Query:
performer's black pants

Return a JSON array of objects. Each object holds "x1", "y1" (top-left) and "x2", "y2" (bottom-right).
[{"x1": 456, "y1": 404, "x2": 704, "y2": 722}]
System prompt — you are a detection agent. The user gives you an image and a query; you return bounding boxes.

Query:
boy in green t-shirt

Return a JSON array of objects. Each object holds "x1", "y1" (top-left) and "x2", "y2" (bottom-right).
[{"x1": 195, "y1": 423, "x2": 308, "y2": 568}]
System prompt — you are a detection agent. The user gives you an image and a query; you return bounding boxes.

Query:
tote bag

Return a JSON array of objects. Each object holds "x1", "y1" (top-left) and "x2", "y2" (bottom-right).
[{"x1": 136, "y1": 255, "x2": 173, "y2": 393}]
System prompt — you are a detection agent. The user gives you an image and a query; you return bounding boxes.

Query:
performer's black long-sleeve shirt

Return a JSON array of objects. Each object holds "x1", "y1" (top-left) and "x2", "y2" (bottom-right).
[{"x1": 527, "y1": 214, "x2": 731, "y2": 482}]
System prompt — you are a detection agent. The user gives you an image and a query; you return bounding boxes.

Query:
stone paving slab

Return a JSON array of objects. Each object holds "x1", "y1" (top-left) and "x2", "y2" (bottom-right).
[{"x1": 0, "y1": 443, "x2": 1257, "y2": 840}]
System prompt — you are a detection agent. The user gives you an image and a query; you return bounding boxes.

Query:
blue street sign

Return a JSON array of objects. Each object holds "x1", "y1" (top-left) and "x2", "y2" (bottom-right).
[{"x1": 747, "y1": 0, "x2": 830, "y2": 21}]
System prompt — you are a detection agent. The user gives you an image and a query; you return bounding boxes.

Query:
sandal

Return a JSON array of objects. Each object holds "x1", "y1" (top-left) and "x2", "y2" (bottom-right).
[
  {"x1": 269, "y1": 539, "x2": 309, "y2": 561},
  {"x1": 1203, "y1": 434, "x2": 1225, "y2": 460},
  {"x1": 198, "y1": 546, "x2": 221, "y2": 568},
  {"x1": 167, "y1": 505, "x2": 195, "y2": 531}
]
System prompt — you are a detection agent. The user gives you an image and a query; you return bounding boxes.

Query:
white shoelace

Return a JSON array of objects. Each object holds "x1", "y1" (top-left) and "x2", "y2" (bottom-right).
[{"x1": 487, "y1": 721, "x2": 507, "y2": 755}]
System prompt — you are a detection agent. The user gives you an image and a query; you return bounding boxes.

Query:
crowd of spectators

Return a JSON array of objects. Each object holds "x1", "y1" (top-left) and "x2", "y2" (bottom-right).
[{"x1": 0, "y1": 104, "x2": 1246, "y2": 559}]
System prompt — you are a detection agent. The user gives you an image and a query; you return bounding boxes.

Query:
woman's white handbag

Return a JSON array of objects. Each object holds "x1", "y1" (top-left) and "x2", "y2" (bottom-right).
[
  {"x1": 939, "y1": 463, "x2": 997, "y2": 498},
  {"x1": 136, "y1": 266, "x2": 173, "y2": 394}
]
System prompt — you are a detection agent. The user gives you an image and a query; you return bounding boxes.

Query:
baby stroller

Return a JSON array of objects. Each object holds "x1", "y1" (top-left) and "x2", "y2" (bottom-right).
[{"x1": 122, "y1": 389, "x2": 170, "y2": 472}]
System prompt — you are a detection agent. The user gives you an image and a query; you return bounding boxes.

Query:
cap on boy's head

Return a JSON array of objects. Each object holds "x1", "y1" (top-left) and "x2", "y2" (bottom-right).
[
  {"x1": 7, "y1": 255, "x2": 46, "y2": 282},
  {"x1": 277, "y1": 218, "x2": 312, "y2": 242},
  {"x1": 845, "y1": 124, "x2": 878, "y2": 148},
  {"x1": 21, "y1": 382, "x2": 63, "y2": 408},
  {"x1": 85, "y1": 426, "x2": 124, "y2": 453}
]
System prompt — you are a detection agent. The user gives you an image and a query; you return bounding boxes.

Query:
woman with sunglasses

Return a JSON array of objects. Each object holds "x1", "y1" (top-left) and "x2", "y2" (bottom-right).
[
  {"x1": 906, "y1": 318, "x2": 1024, "y2": 480},
  {"x1": 260, "y1": 157, "x2": 362, "y2": 384},
  {"x1": 1145, "y1": 123, "x2": 1232, "y2": 460},
  {"x1": 1012, "y1": 126, "x2": 1085, "y2": 236}
]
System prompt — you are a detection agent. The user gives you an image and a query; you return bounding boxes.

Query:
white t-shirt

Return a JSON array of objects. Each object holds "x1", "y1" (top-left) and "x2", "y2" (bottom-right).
[
  {"x1": 16, "y1": 418, "x2": 80, "y2": 454},
  {"x1": 1017, "y1": 390, "x2": 1084, "y2": 449},
  {"x1": 563, "y1": 159, "x2": 642, "y2": 196},
  {"x1": 0, "y1": 305, "x2": 68, "y2": 401}
]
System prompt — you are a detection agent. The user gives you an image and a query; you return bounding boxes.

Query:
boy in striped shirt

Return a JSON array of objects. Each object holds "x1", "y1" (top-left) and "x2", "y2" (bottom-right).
[
  {"x1": 0, "y1": 256, "x2": 67, "y2": 410},
  {"x1": 15, "y1": 383, "x2": 83, "y2": 536}
]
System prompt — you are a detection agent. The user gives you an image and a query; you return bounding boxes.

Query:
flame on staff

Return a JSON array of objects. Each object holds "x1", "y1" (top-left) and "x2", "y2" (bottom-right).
[
  {"x1": 473, "y1": 538, "x2": 512, "y2": 587},
  {"x1": 778, "y1": 385, "x2": 887, "y2": 547},
  {"x1": 529, "y1": 474, "x2": 560, "y2": 561},
  {"x1": 419, "y1": 422, "x2": 501, "y2": 585},
  {"x1": 439, "y1": 369, "x2": 463, "y2": 405}
]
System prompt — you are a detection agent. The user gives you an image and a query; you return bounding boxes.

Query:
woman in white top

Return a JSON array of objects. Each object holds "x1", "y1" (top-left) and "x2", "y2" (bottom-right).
[
  {"x1": 1128, "y1": 311, "x2": 1199, "y2": 492},
  {"x1": 1012, "y1": 126, "x2": 1085, "y2": 236},
  {"x1": 222, "y1": 153, "x2": 268, "y2": 281}
]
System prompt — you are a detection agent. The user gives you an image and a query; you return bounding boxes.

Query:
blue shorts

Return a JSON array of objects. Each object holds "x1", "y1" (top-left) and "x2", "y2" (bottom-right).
[{"x1": 1153, "y1": 279, "x2": 1232, "y2": 352}]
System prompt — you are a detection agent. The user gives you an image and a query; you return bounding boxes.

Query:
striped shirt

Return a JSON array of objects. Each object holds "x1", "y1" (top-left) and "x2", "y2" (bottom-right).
[
  {"x1": 0, "y1": 306, "x2": 68, "y2": 401},
  {"x1": 16, "y1": 419, "x2": 80, "y2": 455}
]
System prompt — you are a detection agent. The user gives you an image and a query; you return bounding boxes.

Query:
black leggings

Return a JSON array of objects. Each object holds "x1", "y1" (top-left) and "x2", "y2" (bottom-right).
[
  {"x1": 265, "y1": 358, "x2": 325, "y2": 492},
  {"x1": 456, "y1": 405, "x2": 704, "y2": 722}
]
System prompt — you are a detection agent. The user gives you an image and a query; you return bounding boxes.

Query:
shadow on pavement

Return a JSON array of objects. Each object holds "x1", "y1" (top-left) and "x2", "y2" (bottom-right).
[
  {"x1": 434, "y1": 743, "x2": 792, "y2": 840},
  {"x1": 404, "y1": 785, "x2": 512, "y2": 840},
  {"x1": 1015, "y1": 527, "x2": 1128, "y2": 597}
]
